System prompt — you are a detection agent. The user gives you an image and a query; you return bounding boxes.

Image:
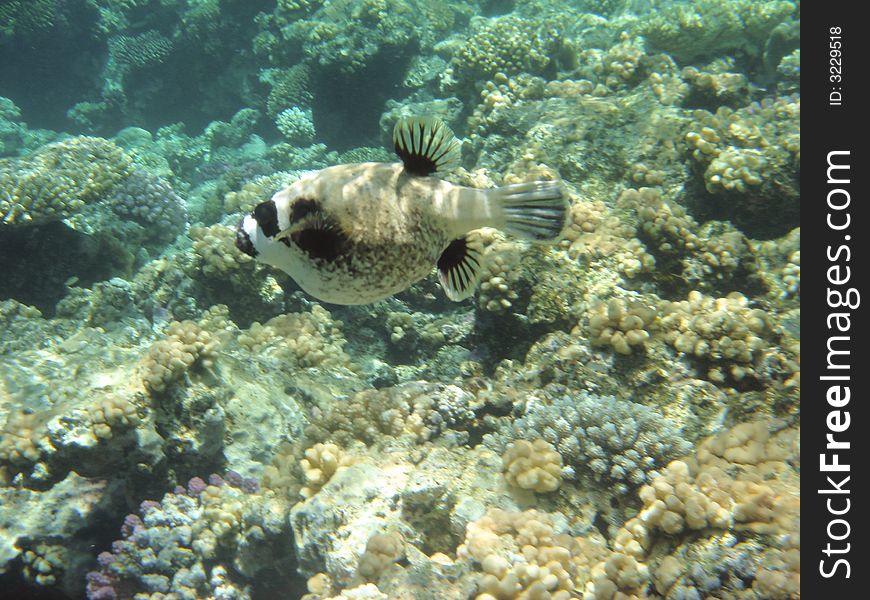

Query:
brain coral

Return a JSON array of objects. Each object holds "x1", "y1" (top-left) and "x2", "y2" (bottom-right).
[{"x1": 0, "y1": 136, "x2": 133, "y2": 226}]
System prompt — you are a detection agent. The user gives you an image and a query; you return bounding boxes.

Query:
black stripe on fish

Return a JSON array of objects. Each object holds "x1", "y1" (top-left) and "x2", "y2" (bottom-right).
[
  {"x1": 290, "y1": 198, "x2": 320, "y2": 223},
  {"x1": 235, "y1": 220, "x2": 258, "y2": 257},
  {"x1": 253, "y1": 200, "x2": 280, "y2": 237},
  {"x1": 291, "y1": 215, "x2": 347, "y2": 263}
]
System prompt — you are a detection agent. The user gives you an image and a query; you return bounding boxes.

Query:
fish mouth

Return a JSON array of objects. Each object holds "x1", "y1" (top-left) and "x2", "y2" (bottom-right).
[{"x1": 235, "y1": 217, "x2": 258, "y2": 258}]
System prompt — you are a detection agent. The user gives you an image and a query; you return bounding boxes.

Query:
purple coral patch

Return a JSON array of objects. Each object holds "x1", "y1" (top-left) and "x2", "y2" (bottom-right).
[{"x1": 187, "y1": 476, "x2": 207, "y2": 496}]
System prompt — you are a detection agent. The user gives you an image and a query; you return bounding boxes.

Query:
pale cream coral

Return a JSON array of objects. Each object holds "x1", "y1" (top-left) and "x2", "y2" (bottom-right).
[
  {"x1": 613, "y1": 420, "x2": 799, "y2": 563},
  {"x1": 684, "y1": 95, "x2": 800, "y2": 198},
  {"x1": 87, "y1": 394, "x2": 139, "y2": 440},
  {"x1": 0, "y1": 410, "x2": 45, "y2": 467},
  {"x1": 658, "y1": 291, "x2": 768, "y2": 382},
  {"x1": 21, "y1": 542, "x2": 68, "y2": 587},
  {"x1": 459, "y1": 509, "x2": 581, "y2": 600},
  {"x1": 238, "y1": 305, "x2": 351, "y2": 369},
  {"x1": 140, "y1": 320, "x2": 219, "y2": 392},
  {"x1": 502, "y1": 439, "x2": 563, "y2": 493},
  {"x1": 477, "y1": 237, "x2": 521, "y2": 313},
  {"x1": 582, "y1": 552, "x2": 649, "y2": 600},
  {"x1": 192, "y1": 483, "x2": 248, "y2": 558},
  {"x1": 300, "y1": 442, "x2": 352, "y2": 499},
  {"x1": 586, "y1": 298, "x2": 657, "y2": 355},
  {"x1": 189, "y1": 224, "x2": 252, "y2": 275},
  {"x1": 358, "y1": 532, "x2": 405, "y2": 581},
  {"x1": 261, "y1": 441, "x2": 300, "y2": 500}
]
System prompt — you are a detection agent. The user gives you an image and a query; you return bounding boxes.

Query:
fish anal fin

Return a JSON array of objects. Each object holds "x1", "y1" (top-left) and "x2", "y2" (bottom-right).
[{"x1": 437, "y1": 235, "x2": 483, "y2": 301}]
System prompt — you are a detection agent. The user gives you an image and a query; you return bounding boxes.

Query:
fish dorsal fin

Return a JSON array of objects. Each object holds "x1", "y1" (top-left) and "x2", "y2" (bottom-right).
[
  {"x1": 437, "y1": 235, "x2": 483, "y2": 301},
  {"x1": 393, "y1": 116, "x2": 460, "y2": 176}
]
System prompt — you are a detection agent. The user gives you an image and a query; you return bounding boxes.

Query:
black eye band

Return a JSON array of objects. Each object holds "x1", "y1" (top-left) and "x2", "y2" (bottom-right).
[
  {"x1": 253, "y1": 200, "x2": 280, "y2": 237},
  {"x1": 290, "y1": 198, "x2": 320, "y2": 223},
  {"x1": 234, "y1": 220, "x2": 258, "y2": 257}
]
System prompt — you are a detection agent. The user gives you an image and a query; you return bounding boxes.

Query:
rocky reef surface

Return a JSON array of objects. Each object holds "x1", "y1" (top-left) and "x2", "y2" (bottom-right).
[{"x1": 1, "y1": 0, "x2": 799, "y2": 598}]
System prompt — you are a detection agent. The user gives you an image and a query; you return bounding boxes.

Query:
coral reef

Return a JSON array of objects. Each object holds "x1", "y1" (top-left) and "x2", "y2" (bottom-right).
[
  {"x1": 0, "y1": 1, "x2": 801, "y2": 598},
  {"x1": 86, "y1": 472, "x2": 295, "y2": 600},
  {"x1": 635, "y1": 0, "x2": 796, "y2": 63},
  {"x1": 107, "y1": 169, "x2": 187, "y2": 241}
]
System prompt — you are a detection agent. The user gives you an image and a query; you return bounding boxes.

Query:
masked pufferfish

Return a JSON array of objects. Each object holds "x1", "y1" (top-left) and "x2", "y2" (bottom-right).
[{"x1": 235, "y1": 116, "x2": 568, "y2": 305}]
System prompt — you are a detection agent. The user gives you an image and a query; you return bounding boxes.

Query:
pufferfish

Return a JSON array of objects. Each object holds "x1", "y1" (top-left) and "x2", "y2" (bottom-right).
[{"x1": 235, "y1": 116, "x2": 568, "y2": 305}]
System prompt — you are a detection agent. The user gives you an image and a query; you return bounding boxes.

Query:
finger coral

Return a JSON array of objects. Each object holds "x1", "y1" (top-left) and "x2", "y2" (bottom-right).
[
  {"x1": 0, "y1": 136, "x2": 133, "y2": 226},
  {"x1": 501, "y1": 439, "x2": 563, "y2": 493},
  {"x1": 140, "y1": 320, "x2": 220, "y2": 393}
]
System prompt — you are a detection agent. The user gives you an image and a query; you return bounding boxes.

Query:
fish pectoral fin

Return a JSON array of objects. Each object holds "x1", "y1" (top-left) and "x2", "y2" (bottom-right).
[
  {"x1": 393, "y1": 116, "x2": 460, "y2": 176},
  {"x1": 437, "y1": 235, "x2": 483, "y2": 302}
]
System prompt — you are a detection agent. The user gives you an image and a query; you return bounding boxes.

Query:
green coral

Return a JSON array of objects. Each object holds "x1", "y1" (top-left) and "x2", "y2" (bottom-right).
[
  {"x1": 0, "y1": 0, "x2": 62, "y2": 37},
  {"x1": 637, "y1": 0, "x2": 796, "y2": 63},
  {"x1": 107, "y1": 30, "x2": 173, "y2": 77},
  {"x1": 0, "y1": 137, "x2": 133, "y2": 226},
  {"x1": 301, "y1": 0, "x2": 422, "y2": 73},
  {"x1": 257, "y1": 0, "x2": 459, "y2": 74},
  {"x1": 264, "y1": 65, "x2": 313, "y2": 119}
]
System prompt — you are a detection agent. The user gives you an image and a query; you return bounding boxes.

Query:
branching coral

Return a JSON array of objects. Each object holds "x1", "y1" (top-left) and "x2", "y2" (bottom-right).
[
  {"x1": 304, "y1": 381, "x2": 476, "y2": 447},
  {"x1": 108, "y1": 169, "x2": 187, "y2": 239},
  {"x1": 586, "y1": 297, "x2": 658, "y2": 355},
  {"x1": 489, "y1": 392, "x2": 690, "y2": 496},
  {"x1": 622, "y1": 187, "x2": 758, "y2": 293},
  {"x1": 85, "y1": 472, "x2": 288, "y2": 600},
  {"x1": 658, "y1": 291, "x2": 770, "y2": 384},
  {"x1": 636, "y1": 0, "x2": 796, "y2": 63},
  {"x1": 357, "y1": 532, "x2": 405, "y2": 581},
  {"x1": 300, "y1": 442, "x2": 353, "y2": 499},
  {"x1": 613, "y1": 421, "x2": 799, "y2": 599},
  {"x1": 189, "y1": 224, "x2": 253, "y2": 276},
  {"x1": 86, "y1": 395, "x2": 140, "y2": 441},
  {"x1": 458, "y1": 508, "x2": 621, "y2": 600},
  {"x1": 0, "y1": 410, "x2": 47, "y2": 473},
  {"x1": 684, "y1": 96, "x2": 800, "y2": 234},
  {"x1": 276, "y1": 106, "x2": 317, "y2": 145},
  {"x1": 0, "y1": 137, "x2": 133, "y2": 226}
]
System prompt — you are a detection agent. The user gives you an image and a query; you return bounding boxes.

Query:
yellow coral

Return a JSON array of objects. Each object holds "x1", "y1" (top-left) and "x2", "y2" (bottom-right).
[
  {"x1": 585, "y1": 298, "x2": 657, "y2": 355},
  {"x1": 87, "y1": 394, "x2": 139, "y2": 440}
]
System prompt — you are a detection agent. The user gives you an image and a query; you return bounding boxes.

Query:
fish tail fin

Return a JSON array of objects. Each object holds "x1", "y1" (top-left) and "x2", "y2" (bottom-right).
[{"x1": 490, "y1": 180, "x2": 568, "y2": 241}]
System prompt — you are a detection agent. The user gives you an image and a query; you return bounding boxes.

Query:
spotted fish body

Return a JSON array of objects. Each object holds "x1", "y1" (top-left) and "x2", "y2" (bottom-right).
[{"x1": 236, "y1": 117, "x2": 568, "y2": 305}]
